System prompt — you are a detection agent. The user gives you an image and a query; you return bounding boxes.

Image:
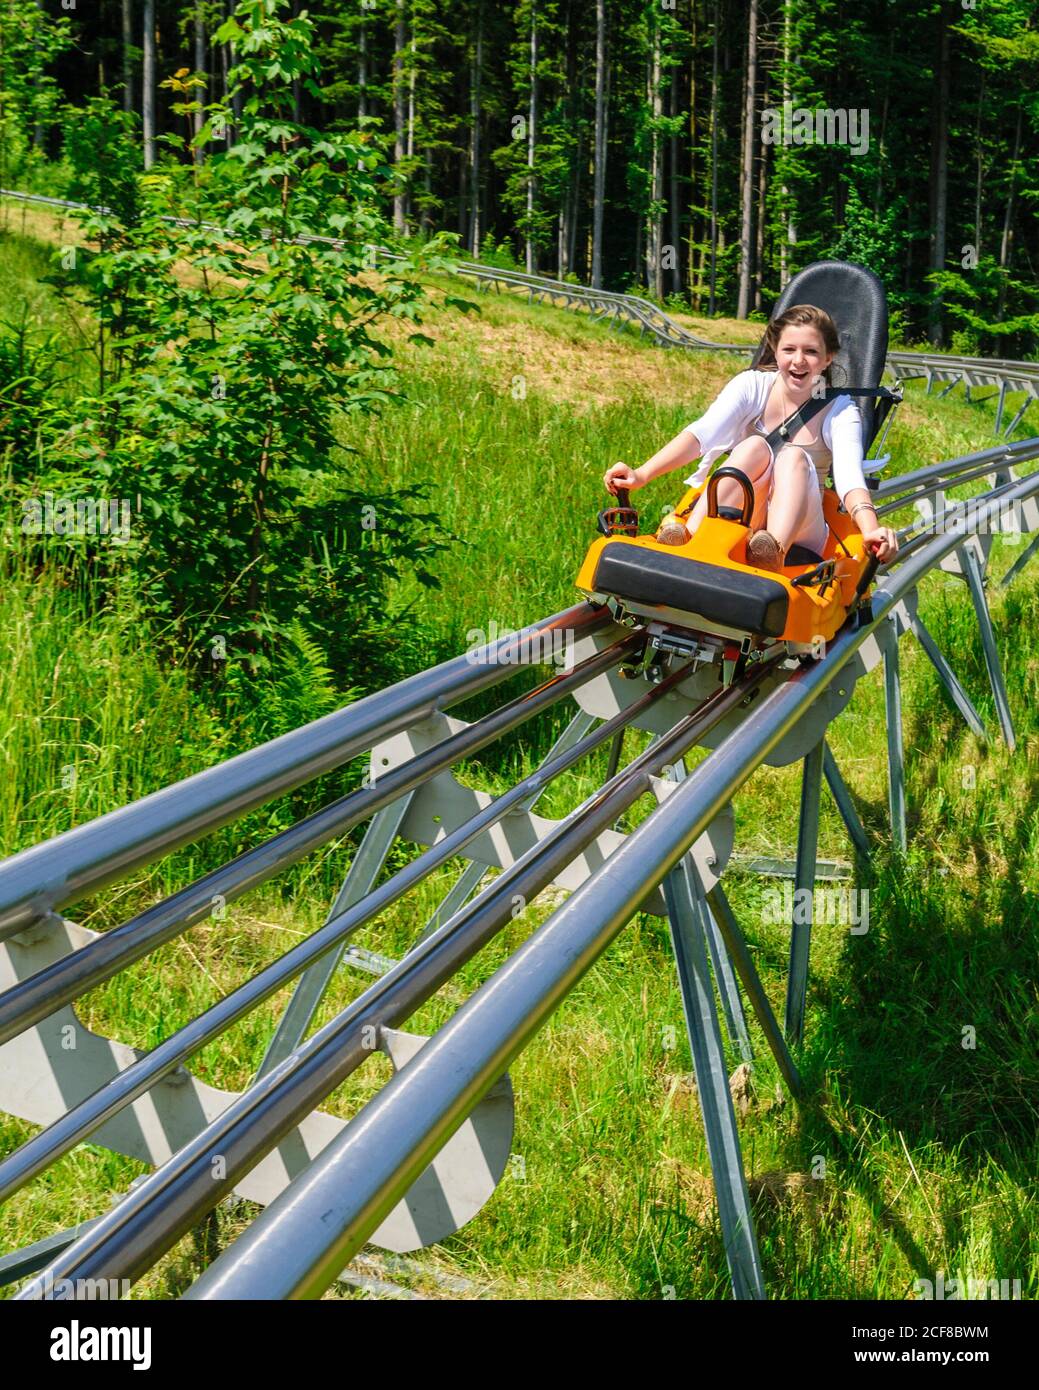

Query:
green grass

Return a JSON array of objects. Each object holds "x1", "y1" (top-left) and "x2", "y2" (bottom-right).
[{"x1": 1, "y1": 231, "x2": 1038, "y2": 1300}]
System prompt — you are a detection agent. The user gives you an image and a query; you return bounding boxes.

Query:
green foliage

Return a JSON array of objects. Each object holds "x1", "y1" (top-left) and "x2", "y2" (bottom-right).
[
  {"x1": 475, "y1": 230, "x2": 520, "y2": 269},
  {"x1": 489, "y1": 0, "x2": 571, "y2": 263},
  {"x1": 0, "y1": 311, "x2": 64, "y2": 482},
  {"x1": 62, "y1": 97, "x2": 142, "y2": 225},
  {"x1": 30, "y1": 0, "x2": 460, "y2": 682},
  {"x1": 829, "y1": 182, "x2": 911, "y2": 305},
  {"x1": 217, "y1": 617, "x2": 358, "y2": 746},
  {"x1": 0, "y1": 0, "x2": 72, "y2": 188},
  {"x1": 931, "y1": 264, "x2": 1039, "y2": 359},
  {"x1": 3, "y1": 220, "x2": 1039, "y2": 1298}
]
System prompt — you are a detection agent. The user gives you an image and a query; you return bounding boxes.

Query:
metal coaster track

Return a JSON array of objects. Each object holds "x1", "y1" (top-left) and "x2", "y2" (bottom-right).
[
  {"x1": 3, "y1": 187, "x2": 1037, "y2": 434},
  {"x1": 0, "y1": 438, "x2": 1036, "y2": 1300},
  {"x1": 3, "y1": 186, "x2": 1039, "y2": 1298}
]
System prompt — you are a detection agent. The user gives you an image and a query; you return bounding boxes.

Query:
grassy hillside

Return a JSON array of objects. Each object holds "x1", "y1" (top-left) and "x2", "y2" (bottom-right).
[{"x1": 1, "y1": 210, "x2": 1037, "y2": 1299}]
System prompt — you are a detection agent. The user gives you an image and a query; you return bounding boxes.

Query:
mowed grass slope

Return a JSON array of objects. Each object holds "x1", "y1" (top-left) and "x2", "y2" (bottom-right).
[{"x1": 0, "y1": 217, "x2": 1037, "y2": 1298}]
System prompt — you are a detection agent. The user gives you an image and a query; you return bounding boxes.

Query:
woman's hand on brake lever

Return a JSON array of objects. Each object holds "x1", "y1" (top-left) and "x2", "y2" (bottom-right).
[{"x1": 603, "y1": 462, "x2": 644, "y2": 496}]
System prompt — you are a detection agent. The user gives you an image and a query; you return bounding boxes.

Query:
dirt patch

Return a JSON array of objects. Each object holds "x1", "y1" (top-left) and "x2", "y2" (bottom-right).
[{"x1": 384, "y1": 299, "x2": 740, "y2": 414}]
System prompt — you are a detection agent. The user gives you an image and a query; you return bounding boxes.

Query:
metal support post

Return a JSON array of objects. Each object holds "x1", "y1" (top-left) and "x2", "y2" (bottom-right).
[
  {"x1": 416, "y1": 710, "x2": 597, "y2": 945},
  {"x1": 257, "y1": 795, "x2": 416, "y2": 1077},
  {"x1": 704, "y1": 883, "x2": 803, "y2": 1101},
  {"x1": 907, "y1": 616, "x2": 986, "y2": 740},
  {"x1": 662, "y1": 858, "x2": 766, "y2": 1301},
  {"x1": 999, "y1": 532, "x2": 1039, "y2": 590},
  {"x1": 784, "y1": 740, "x2": 823, "y2": 1046},
  {"x1": 821, "y1": 742, "x2": 871, "y2": 861},
  {"x1": 664, "y1": 763, "x2": 750, "y2": 1060},
  {"x1": 960, "y1": 543, "x2": 1016, "y2": 750},
  {"x1": 994, "y1": 378, "x2": 1008, "y2": 435},
  {"x1": 881, "y1": 616, "x2": 907, "y2": 853}
]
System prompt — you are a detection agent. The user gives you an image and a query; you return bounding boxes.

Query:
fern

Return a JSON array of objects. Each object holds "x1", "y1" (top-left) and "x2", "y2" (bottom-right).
[{"x1": 267, "y1": 620, "x2": 355, "y2": 738}]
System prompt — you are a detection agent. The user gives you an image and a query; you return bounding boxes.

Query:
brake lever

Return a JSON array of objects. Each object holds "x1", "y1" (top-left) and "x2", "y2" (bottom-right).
[
  {"x1": 791, "y1": 558, "x2": 837, "y2": 592},
  {"x1": 597, "y1": 486, "x2": 640, "y2": 538}
]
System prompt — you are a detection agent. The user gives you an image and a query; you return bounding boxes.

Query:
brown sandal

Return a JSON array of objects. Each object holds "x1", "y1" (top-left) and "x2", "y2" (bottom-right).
[
  {"x1": 656, "y1": 513, "x2": 690, "y2": 546},
  {"x1": 746, "y1": 529, "x2": 786, "y2": 572}
]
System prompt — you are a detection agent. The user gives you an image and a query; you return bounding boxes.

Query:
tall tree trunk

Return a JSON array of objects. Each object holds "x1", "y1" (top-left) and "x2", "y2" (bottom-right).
[
  {"x1": 646, "y1": 17, "x2": 663, "y2": 298},
  {"x1": 780, "y1": 0, "x2": 795, "y2": 284},
  {"x1": 393, "y1": 1, "x2": 407, "y2": 236},
  {"x1": 193, "y1": 5, "x2": 206, "y2": 156},
  {"x1": 736, "y1": 0, "x2": 758, "y2": 319},
  {"x1": 559, "y1": 0, "x2": 573, "y2": 277},
  {"x1": 142, "y1": 0, "x2": 156, "y2": 169},
  {"x1": 121, "y1": 0, "x2": 134, "y2": 115},
  {"x1": 686, "y1": 0, "x2": 697, "y2": 302},
  {"x1": 708, "y1": 0, "x2": 720, "y2": 314},
  {"x1": 469, "y1": 1, "x2": 483, "y2": 255},
  {"x1": 227, "y1": 0, "x2": 242, "y2": 142},
  {"x1": 591, "y1": 0, "x2": 607, "y2": 289},
  {"x1": 526, "y1": 7, "x2": 538, "y2": 275},
  {"x1": 458, "y1": 142, "x2": 468, "y2": 242},
  {"x1": 872, "y1": 32, "x2": 893, "y2": 218},
  {"x1": 358, "y1": 18, "x2": 368, "y2": 120},
  {"x1": 420, "y1": 155, "x2": 432, "y2": 237},
  {"x1": 973, "y1": 76, "x2": 985, "y2": 257},
  {"x1": 405, "y1": 36, "x2": 416, "y2": 228},
  {"x1": 568, "y1": 118, "x2": 582, "y2": 276},
  {"x1": 669, "y1": 63, "x2": 682, "y2": 298},
  {"x1": 221, "y1": 3, "x2": 230, "y2": 149},
  {"x1": 929, "y1": 9, "x2": 950, "y2": 344},
  {"x1": 997, "y1": 105, "x2": 1023, "y2": 319}
]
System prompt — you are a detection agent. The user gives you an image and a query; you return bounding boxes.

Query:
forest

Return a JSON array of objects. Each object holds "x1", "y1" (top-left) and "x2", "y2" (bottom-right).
[
  {"x1": 1, "y1": 0, "x2": 1036, "y2": 354},
  {"x1": 1, "y1": 0, "x2": 1039, "y2": 1308}
]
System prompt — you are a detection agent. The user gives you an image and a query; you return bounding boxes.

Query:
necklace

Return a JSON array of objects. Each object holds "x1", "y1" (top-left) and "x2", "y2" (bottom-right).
[{"x1": 768, "y1": 375, "x2": 807, "y2": 429}]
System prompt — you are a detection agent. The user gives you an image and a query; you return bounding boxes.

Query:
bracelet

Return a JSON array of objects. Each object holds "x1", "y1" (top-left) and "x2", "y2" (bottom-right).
[{"x1": 849, "y1": 502, "x2": 876, "y2": 519}]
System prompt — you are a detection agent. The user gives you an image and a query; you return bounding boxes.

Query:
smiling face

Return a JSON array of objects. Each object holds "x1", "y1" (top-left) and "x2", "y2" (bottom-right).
[{"x1": 775, "y1": 324, "x2": 833, "y2": 395}]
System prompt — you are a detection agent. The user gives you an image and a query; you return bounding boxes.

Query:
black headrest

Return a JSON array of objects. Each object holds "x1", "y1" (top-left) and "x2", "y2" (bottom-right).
[{"x1": 751, "y1": 259, "x2": 889, "y2": 448}]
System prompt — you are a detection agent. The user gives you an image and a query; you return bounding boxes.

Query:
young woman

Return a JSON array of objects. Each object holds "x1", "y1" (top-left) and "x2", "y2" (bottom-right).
[{"x1": 603, "y1": 304, "x2": 898, "y2": 572}]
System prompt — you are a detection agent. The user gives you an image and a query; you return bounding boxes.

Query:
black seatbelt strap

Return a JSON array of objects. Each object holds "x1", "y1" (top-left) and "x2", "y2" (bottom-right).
[
  {"x1": 761, "y1": 385, "x2": 902, "y2": 493},
  {"x1": 761, "y1": 392, "x2": 834, "y2": 455},
  {"x1": 761, "y1": 385, "x2": 900, "y2": 455}
]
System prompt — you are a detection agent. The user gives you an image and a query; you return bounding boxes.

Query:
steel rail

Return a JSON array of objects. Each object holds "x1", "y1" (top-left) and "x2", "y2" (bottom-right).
[
  {"x1": 4, "y1": 187, "x2": 1037, "y2": 382},
  {"x1": 8, "y1": 452, "x2": 1038, "y2": 1295},
  {"x1": 175, "y1": 462, "x2": 1039, "y2": 1300},
  {"x1": 876, "y1": 458, "x2": 1031, "y2": 522},
  {"x1": 0, "y1": 634, "x2": 671, "y2": 1206},
  {"x1": 872, "y1": 437, "x2": 1039, "y2": 501},
  {"x1": 0, "y1": 629, "x2": 635, "y2": 1048},
  {"x1": 4, "y1": 179, "x2": 1038, "y2": 1294},
  {"x1": 15, "y1": 654, "x2": 786, "y2": 1296},
  {"x1": 880, "y1": 463, "x2": 1039, "y2": 568},
  {"x1": 0, "y1": 603, "x2": 609, "y2": 939}
]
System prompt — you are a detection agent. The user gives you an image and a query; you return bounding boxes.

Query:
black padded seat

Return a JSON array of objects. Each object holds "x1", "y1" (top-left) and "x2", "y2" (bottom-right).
[
  {"x1": 785, "y1": 542, "x2": 823, "y2": 566},
  {"x1": 594, "y1": 543, "x2": 789, "y2": 639},
  {"x1": 751, "y1": 259, "x2": 889, "y2": 449}
]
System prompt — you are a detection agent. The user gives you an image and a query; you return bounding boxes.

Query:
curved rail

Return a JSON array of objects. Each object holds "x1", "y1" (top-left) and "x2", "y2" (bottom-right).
[
  {"x1": 3, "y1": 182, "x2": 1039, "y2": 1300},
  {"x1": 178, "y1": 456, "x2": 1039, "y2": 1300},
  {"x1": 0, "y1": 436, "x2": 1035, "y2": 1301},
  {"x1": 3, "y1": 187, "x2": 1037, "y2": 426},
  {"x1": 0, "y1": 603, "x2": 609, "y2": 939}
]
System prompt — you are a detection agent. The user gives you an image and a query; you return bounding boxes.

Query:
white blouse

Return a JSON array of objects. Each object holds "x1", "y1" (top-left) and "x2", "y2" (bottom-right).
[{"x1": 683, "y1": 369, "x2": 869, "y2": 503}]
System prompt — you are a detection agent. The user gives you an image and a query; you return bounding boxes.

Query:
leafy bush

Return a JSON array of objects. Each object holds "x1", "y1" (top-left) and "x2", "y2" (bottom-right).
[
  {"x1": 26, "y1": 0, "x2": 466, "y2": 687},
  {"x1": 476, "y1": 232, "x2": 521, "y2": 270},
  {"x1": 0, "y1": 315, "x2": 65, "y2": 482}
]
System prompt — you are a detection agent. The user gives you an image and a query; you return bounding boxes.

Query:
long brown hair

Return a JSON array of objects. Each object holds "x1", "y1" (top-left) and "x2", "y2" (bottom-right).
[{"x1": 758, "y1": 304, "x2": 841, "y2": 385}]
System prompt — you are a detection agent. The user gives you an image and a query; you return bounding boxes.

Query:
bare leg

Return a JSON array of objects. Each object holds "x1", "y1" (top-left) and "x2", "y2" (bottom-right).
[
  {"x1": 683, "y1": 435, "x2": 773, "y2": 536},
  {"x1": 765, "y1": 447, "x2": 820, "y2": 552}
]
